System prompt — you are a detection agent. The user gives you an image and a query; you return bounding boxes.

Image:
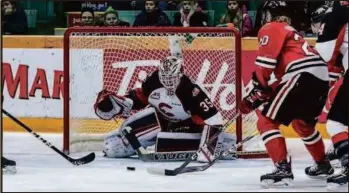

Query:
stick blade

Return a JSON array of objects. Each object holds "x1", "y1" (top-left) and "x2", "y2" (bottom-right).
[
  {"x1": 147, "y1": 167, "x2": 177, "y2": 176},
  {"x1": 71, "y1": 152, "x2": 96, "y2": 166}
]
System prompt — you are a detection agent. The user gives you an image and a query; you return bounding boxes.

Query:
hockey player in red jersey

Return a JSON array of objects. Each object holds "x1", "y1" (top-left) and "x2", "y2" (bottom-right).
[
  {"x1": 93, "y1": 56, "x2": 235, "y2": 162},
  {"x1": 311, "y1": 2, "x2": 348, "y2": 190},
  {"x1": 240, "y1": 3, "x2": 333, "y2": 187}
]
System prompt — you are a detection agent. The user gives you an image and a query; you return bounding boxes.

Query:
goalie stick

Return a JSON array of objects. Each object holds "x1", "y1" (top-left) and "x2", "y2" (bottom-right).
[
  {"x1": 2, "y1": 109, "x2": 95, "y2": 166},
  {"x1": 147, "y1": 129, "x2": 259, "y2": 176}
]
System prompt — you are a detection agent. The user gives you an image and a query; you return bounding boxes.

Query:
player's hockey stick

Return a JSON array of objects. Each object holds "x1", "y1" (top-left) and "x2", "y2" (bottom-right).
[
  {"x1": 2, "y1": 109, "x2": 95, "y2": 166},
  {"x1": 147, "y1": 129, "x2": 260, "y2": 176},
  {"x1": 146, "y1": 112, "x2": 242, "y2": 175}
]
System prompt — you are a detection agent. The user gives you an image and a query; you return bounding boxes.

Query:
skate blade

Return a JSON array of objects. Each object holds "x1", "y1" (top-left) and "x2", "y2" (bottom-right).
[
  {"x1": 261, "y1": 178, "x2": 293, "y2": 189},
  {"x1": 327, "y1": 182, "x2": 348, "y2": 192},
  {"x1": 3, "y1": 166, "x2": 17, "y2": 174},
  {"x1": 307, "y1": 174, "x2": 329, "y2": 180}
]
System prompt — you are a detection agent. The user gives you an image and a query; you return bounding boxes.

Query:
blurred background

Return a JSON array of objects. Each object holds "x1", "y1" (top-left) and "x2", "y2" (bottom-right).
[{"x1": 2, "y1": 0, "x2": 339, "y2": 37}]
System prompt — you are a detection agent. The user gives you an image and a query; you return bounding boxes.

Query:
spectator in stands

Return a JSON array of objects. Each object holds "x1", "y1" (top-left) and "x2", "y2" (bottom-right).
[
  {"x1": 131, "y1": 0, "x2": 179, "y2": 11},
  {"x1": 133, "y1": 0, "x2": 171, "y2": 27},
  {"x1": 102, "y1": 6, "x2": 130, "y2": 27},
  {"x1": 1, "y1": 0, "x2": 27, "y2": 35},
  {"x1": 80, "y1": 7, "x2": 95, "y2": 26},
  {"x1": 173, "y1": 0, "x2": 208, "y2": 27},
  {"x1": 219, "y1": 1, "x2": 253, "y2": 37}
]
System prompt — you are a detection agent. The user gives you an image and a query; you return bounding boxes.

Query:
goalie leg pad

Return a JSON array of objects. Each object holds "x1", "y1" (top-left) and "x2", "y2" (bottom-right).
[
  {"x1": 103, "y1": 108, "x2": 160, "y2": 158},
  {"x1": 197, "y1": 125, "x2": 223, "y2": 163},
  {"x1": 104, "y1": 130, "x2": 135, "y2": 158},
  {"x1": 155, "y1": 132, "x2": 202, "y2": 152},
  {"x1": 154, "y1": 131, "x2": 236, "y2": 160}
]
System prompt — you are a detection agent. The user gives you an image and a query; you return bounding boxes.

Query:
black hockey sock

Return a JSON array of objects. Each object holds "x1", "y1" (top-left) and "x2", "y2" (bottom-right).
[{"x1": 334, "y1": 140, "x2": 349, "y2": 166}]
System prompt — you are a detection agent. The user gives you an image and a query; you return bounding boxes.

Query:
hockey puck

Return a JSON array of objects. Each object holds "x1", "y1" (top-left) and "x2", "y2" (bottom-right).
[{"x1": 127, "y1": 167, "x2": 136, "y2": 171}]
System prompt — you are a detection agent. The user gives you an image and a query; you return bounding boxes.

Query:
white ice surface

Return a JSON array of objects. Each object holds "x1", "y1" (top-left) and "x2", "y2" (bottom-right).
[{"x1": 2, "y1": 132, "x2": 348, "y2": 192}]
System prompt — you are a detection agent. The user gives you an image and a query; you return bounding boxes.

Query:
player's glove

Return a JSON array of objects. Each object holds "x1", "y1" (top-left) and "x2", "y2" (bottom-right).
[
  {"x1": 94, "y1": 89, "x2": 133, "y2": 120},
  {"x1": 240, "y1": 72, "x2": 272, "y2": 114}
]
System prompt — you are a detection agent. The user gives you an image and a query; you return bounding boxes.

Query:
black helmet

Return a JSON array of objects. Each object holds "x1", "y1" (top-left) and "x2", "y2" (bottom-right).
[
  {"x1": 261, "y1": 1, "x2": 290, "y2": 25},
  {"x1": 310, "y1": 5, "x2": 331, "y2": 23},
  {"x1": 267, "y1": 1, "x2": 290, "y2": 18}
]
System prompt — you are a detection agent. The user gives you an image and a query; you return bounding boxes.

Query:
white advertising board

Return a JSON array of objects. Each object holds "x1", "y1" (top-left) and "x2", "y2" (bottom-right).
[{"x1": 3, "y1": 49, "x2": 65, "y2": 118}]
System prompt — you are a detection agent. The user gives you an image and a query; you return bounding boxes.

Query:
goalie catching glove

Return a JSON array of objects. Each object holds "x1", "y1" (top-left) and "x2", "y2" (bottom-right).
[
  {"x1": 94, "y1": 89, "x2": 133, "y2": 120},
  {"x1": 240, "y1": 72, "x2": 272, "y2": 114}
]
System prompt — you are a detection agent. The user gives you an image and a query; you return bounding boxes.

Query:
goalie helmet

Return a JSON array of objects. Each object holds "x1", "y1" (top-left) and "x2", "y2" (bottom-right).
[{"x1": 158, "y1": 56, "x2": 184, "y2": 96}]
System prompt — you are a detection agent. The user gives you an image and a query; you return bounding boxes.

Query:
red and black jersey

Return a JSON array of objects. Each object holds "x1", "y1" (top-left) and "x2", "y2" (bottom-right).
[
  {"x1": 254, "y1": 22, "x2": 328, "y2": 88},
  {"x1": 126, "y1": 70, "x2": 223, "y2": 126}
]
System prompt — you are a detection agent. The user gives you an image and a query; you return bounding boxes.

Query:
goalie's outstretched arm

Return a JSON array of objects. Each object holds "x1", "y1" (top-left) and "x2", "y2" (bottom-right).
[{"x1": 94, "y1": 71, "x2": 159, "y2": 120}]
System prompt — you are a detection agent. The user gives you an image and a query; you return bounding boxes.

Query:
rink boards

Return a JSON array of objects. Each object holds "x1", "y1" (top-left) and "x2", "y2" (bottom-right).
[{"x1": 2, "y1": 36, "x2": 328, "y2": 138}]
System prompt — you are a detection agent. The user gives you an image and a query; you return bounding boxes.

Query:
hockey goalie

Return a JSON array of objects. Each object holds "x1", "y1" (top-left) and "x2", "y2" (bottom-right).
[{"x1": 94, "y1": 56, "x2": 235, "y2": 162}]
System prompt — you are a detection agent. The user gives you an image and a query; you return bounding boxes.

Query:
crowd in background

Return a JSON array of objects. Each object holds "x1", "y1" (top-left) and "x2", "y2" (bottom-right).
[{"x1": 1, "y1": 0, "x2": 344, "y2": 37}]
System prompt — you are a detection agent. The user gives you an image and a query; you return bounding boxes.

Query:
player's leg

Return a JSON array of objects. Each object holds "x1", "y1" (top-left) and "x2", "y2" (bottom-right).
[
  {"x1": 292, "y1": 119, "x2": 333, "y2": 178},
  {"x1": 320, "y1": 79, "x2": 343, "y2": 164},
  {"x1": 2, "y1": 156, "x2": 16, "y2": 174},
  {"x1": 256, "y1": 75, "x2": 309, "y2": 187},
  {"x1": 256, "y1": 110, "x2": 293, "y2": 187},
  {"x1": 103, "y1": 107, "x2": 160, "y2": 158},
  {"x1": 285, "y1": 72, "x2": 333, "y2": 178},
  {"x1": 326, "y1": 71, "x2": 348, "y2": 190},
  {"x1": 258, "y1": 73, "x2": 329, "y2": 186}
]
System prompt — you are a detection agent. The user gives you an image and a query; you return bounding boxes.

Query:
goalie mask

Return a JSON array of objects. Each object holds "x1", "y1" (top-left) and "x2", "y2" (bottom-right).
[{"x1": 158, "y1": 56, "x2": 184, "y2": 96}]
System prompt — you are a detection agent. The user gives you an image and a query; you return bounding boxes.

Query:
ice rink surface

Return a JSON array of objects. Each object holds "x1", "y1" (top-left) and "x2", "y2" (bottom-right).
[{"x1": 2, "y1": 132, "x2": 348, "y2": 192}]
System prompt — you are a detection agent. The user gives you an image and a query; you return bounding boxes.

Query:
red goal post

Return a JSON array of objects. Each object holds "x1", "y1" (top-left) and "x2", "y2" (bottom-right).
[{"x1": 63, "y1": 27, "x2": 268, "y2": 158}]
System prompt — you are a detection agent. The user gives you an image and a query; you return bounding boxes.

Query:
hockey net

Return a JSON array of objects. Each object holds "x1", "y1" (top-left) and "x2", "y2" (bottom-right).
[{"x1": 63, "y1": 27, "x2": 267, "y2": 158}]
